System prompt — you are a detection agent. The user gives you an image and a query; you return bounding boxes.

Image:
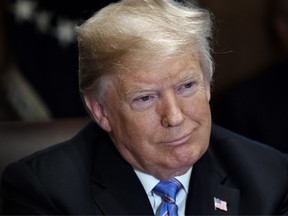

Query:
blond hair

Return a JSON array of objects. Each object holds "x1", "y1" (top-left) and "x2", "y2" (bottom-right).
[{"x1": 77, "y1": 0, "x2": 213, "y2": 99}]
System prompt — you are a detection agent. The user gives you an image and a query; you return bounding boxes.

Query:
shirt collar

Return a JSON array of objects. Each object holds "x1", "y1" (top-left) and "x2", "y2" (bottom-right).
[{"x1": 134, "y1": 167, "x2": 193, "y2": 195}]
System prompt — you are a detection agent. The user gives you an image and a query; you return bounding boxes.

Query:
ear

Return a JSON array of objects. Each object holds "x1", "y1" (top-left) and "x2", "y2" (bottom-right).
[{"x1": 84, "y1": 95, "x2": 112, "y2": 132}]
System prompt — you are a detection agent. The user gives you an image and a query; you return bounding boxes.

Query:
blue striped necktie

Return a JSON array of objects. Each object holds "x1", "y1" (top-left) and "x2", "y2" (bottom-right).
[{"x1": 152, "y1": 178, "x2": 183, "y2": 216}]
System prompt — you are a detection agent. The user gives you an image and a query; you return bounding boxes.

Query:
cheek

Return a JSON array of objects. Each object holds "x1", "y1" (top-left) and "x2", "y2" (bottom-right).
[
  {"x1": 110, "y1": 107, "x2": 158, "y2": 143},
  {"x1": 110, "y1": 112, "x2": 160, "y2": 162},
  {"x1": 185, "y1": 93, "x2": 211, "y2": 121},
  {"x1": 124, "y1": 112, "x2": 160, "y2": 141}
]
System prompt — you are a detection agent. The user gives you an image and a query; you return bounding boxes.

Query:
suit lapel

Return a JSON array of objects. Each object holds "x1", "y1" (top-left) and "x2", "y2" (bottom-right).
[
  {"x1": 92, "y1": 167, "x2": 154, "y2": 215},
  {"x1": 87, "y1": 123, "x2": 240, "y2": 215},
  {"x1": 185, "y1": 149, "x2": 240, "y2": 215},
  {"x1": 90, "y1": 128, "x2": 153, "y2": 215}
]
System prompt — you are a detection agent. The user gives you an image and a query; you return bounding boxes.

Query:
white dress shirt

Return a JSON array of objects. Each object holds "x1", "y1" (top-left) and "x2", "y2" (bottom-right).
[{"x1": 134, "y1": 167, "x2": 192, "y2": 215}]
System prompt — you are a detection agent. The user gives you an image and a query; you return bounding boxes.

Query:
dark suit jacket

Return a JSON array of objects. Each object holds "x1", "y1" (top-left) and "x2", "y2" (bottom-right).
[{"x1": 1, "y1": 122, "x2": 288, "y2": 215}]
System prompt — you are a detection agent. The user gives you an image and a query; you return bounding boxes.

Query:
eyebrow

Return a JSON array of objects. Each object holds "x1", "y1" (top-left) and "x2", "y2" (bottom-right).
[
  {"x1": 174, "y1": 69, "x2": 201, "y2": 86},
  {"x1": 175, "y1": 70, "x2": 201, "y2": 84},
  {"x1": 122, "y1": 86, "x2": 156, "y2": 101},
  {"x1": 119, "y1": 69, "x2": 202, "y2": 99}
]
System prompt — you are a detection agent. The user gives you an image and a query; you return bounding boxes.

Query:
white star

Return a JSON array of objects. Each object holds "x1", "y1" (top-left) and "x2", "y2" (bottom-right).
[
  {"x1": 35, "y1": 11, "x2": 52, "y2": 33},
  {"x1": 54, "y1": 19, "x2": 75, "y2": 47},
  {"x1": 13, "y1": 0, "x2": 37, "y2": 23}
]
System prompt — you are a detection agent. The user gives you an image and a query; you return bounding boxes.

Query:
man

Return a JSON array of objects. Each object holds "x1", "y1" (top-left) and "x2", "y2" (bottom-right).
[{"x1": 1, "y1": 0, "x2": 288, "y2": 215}]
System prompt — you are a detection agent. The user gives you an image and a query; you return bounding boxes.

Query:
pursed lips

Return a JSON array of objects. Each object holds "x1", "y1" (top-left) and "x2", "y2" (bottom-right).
[{"x1": 160, "y1": 132, "x2": 192, "y2": 146}]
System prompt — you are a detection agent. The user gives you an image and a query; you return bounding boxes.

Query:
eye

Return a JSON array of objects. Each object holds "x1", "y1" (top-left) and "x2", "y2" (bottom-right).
[
  {"x1": 176, "y1": 81, "x2": 198, "y2": 97},
  {"x1": 184, "y1": 82, "x2": 193, "y2": 89},
  {"x1": 139, "y1": 95, "x2": 151, "y2": 102},
  {"x1": 130, "y1": 94, "x2": 158, "y2": 111}
]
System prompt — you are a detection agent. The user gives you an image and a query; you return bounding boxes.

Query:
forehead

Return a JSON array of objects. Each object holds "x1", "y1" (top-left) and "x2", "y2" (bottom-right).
[{"x1": 113, "y1": 54, "x2": 203, "y2": 94}]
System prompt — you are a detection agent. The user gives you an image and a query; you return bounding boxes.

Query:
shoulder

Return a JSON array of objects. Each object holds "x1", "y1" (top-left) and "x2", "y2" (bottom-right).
[
  {"x1": 19, "y1": 121, "x2": 99, "y2": 165},
  {"x1": 211, "y1": 124, "x2": 284, "y2": 155},
  {"x1": 2, "y1": 121, "x2": 95, "y2": 177},
  {"x1": 210, "y1": 124, "x2": 287, "y2": 162},
  {"x1": 1, "y1": 121, "x2": 108, "y2": 192},
  {"x1": 1, "y1": 121, "x2": 106, "y2": 214},
  {"x1": 210, "y1": 124, "x2": 288, "y2": 185}
]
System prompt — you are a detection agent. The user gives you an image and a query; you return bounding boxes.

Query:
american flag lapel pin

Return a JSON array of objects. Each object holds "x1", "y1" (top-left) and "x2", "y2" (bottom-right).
[{"x1": 214, "y1": 197, "x2": 228, "y2": 212}]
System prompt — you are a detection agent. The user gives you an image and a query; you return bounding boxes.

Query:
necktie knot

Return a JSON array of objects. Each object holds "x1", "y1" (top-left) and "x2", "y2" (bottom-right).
[{"x1": 152, "y1": 178, "x2": 182, "y2": 216}]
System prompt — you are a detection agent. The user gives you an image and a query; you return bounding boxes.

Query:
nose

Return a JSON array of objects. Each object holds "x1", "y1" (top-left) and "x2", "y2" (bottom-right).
[{"x1": 160, "y1": 93, "x2": 185, "y2": 128}]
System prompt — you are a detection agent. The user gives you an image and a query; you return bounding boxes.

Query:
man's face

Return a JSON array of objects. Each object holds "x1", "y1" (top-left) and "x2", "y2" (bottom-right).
[{"x1": 88, "y1": 54, "x2": 211, "y2": 180}]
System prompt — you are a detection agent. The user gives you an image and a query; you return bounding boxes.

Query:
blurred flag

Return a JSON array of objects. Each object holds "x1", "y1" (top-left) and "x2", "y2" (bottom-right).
[{"x1": 214, "y1": 197, "x2": 228, "y2": 212}]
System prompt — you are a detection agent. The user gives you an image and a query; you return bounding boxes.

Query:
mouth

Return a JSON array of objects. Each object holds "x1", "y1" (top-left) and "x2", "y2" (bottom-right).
[{"x1": 160, "y1": 133, "x2": 192, "y2": 146}]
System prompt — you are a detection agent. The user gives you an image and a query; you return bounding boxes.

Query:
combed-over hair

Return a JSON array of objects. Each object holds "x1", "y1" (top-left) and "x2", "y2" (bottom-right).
[{"x1": 77, "y1": 0, "x2": 213, "y2": 99}]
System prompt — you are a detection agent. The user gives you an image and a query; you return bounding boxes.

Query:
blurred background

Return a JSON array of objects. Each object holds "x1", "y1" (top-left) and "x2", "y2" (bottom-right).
[{"x1": 0, "y1": 0, "x2": 287, "y2": 152}]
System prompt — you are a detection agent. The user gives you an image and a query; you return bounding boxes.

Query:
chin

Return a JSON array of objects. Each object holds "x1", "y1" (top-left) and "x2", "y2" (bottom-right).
[{"x1": 172, "y1": 146, "x2": 207, "y2": 168}]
